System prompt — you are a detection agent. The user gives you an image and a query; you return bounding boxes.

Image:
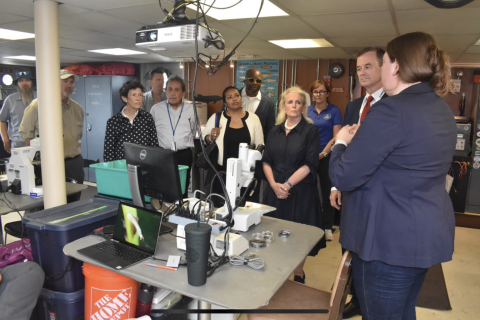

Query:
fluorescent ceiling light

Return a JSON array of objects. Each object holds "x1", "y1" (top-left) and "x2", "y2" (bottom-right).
[
  {"x1": 0, "y1": 28, "x2": 35, "y2": 40},
  {"x1": 269, "y1": 39, "x2": 334, "y2": 49},
  {"x1": 188, "y1": 0, "x2": 288, "y2": 20},
  {"x1": 4, "y1": 55, "x2": 36, "y2": 61},
  {"x1": 88, "y1": 48, "x2": 146, "y2": 55}
]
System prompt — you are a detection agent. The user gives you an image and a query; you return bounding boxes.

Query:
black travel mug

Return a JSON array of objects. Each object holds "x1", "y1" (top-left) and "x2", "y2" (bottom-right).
[{"x1": 185, "y1": 223, "x2": 212, "y2": 286}]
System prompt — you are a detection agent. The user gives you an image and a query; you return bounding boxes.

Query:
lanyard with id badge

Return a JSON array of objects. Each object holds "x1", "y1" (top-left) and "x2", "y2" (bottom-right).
[{"x1": 167, "y1": 102, "x2": 184, "y2": 151}]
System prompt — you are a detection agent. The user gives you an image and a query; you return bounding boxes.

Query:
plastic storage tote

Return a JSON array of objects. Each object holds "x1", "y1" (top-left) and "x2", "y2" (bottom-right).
[
  {"x1": 24, "y1": 198, "x2": 119, "y2": 293},
  {"x1": 90, "y1": 159, "x2": 188, "y2": 200},
  {"x1": 31, "y1": 288, "x2": 84, "y2": 320}
]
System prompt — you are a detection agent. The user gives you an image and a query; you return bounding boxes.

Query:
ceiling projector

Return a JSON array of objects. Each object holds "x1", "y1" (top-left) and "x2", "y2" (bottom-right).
[{"x1": 135, "y1": 21, "x2": 225, "y2": 58}]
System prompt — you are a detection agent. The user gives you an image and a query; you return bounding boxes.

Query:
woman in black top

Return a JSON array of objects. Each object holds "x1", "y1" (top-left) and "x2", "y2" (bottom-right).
[
  {"x1": 103, "y1": 80, "x2": 159, "y2": 162},
  {"x1": 202, "y1": 86, "x2": 263, "y2": 205},
  {"x1": 262, "y1": 86, "x2": 324, "y2": 284}
]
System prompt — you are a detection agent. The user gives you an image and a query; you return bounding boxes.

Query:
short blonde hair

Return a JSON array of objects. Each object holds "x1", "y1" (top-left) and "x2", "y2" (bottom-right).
[{"x1": 276, "y1": 86, "x2": 313, "y2": 125}]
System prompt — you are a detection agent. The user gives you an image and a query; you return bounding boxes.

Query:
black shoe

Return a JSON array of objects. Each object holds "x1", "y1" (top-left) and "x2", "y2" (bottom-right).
[
  {"x1": 343, "y1": 302, "x2": 362, "y2": 319},
  {"x1": 293, "y1": 272, "x2": 305, "y2": 284}
]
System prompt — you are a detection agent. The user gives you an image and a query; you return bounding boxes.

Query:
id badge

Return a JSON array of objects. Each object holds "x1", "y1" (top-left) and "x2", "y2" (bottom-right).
[{"x1": 171, "y1": 141, "x2": 177, "y2": 151}]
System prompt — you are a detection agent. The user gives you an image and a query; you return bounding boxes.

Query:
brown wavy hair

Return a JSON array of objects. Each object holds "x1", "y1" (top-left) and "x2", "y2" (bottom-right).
[
  {"x1": 386, "y1": 32, "x2": 452, "y2": 97},
  {"x1": 310, "y1": 79, "x2": 331, "y2": 94}
]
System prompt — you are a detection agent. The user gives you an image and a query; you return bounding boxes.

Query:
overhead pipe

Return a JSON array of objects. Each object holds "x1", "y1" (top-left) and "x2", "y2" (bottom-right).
[{"x1": 290, "y1": 59, "x2": 294, "y2": 88}]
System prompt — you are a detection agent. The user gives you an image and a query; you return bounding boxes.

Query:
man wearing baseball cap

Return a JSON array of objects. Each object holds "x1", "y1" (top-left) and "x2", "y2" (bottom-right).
[
  {"x1": 0, "y1": 70, "x2": 37, "y2": 153},
  {"x1": 19, "y1": 69, "x2": 85, "y2": 192}
]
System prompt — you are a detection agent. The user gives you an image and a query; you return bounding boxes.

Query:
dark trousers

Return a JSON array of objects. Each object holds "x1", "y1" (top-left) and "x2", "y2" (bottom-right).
[
  {"x1": 352, "y1": 252, "x2": 428, "y2": 320},
  {"x1": 65, "y1": 154, "x2": 84, "y2": 202},
  {"x1": 317, "y1": 157, "x2": 335, "y2": 229},
  {"x1": 176, "y1": 148, "x2": 193, "y2": 199}
]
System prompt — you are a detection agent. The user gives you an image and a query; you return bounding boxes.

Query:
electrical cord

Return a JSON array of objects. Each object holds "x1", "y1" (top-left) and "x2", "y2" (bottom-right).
[
  {"x1": 1, "y1": 191, "x2": 31, "y2": 252},
  {"x1": 229, "y1": 255, "x2": 265, "y2": 270},
  {"x1": 453, "y1": 161, "x2": 468, "y2": 179}
]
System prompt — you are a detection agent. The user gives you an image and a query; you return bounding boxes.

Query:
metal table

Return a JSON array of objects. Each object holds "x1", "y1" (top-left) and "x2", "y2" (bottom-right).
[
  {"x1": 64, "y1": 216, "x2": 324, "y2": 319},
  {"x1": 0, "y1": 182, "x2": 88, "y2": 244}
]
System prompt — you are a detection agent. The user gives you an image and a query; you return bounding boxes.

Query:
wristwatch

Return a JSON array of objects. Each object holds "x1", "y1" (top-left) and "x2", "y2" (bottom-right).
[
  {"x1": 321, "y1": 151, "x2": 329, "y2": 158},
  {"x1": 285, "y1": 180, "x2": 293, "y2": 189}
]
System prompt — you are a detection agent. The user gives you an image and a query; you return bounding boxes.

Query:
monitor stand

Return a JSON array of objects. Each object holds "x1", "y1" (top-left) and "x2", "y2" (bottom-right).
[{"x1": 127, "y1": 164, "x2": 146, "y2": 208}]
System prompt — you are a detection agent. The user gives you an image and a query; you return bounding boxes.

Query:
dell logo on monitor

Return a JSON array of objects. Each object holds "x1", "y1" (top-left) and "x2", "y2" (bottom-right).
[{"x1": 140, "y1": 150, "x2": 147, "y2": 160}]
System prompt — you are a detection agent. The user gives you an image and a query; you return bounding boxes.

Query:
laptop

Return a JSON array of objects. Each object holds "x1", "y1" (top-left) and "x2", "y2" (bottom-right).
[{"x1": 78, "y1": 202, "x2": 163, "y2": 269}]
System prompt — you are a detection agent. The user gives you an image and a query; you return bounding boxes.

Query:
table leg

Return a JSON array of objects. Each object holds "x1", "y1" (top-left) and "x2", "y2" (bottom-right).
[{"x1": 198, "y1": 300, "x2": 211, "y2": 320}]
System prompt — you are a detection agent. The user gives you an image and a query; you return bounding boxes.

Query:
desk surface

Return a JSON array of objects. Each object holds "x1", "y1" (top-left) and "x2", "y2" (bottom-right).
[
  {"x1": 0, "y1": 183, "x2": 88, "y2": 215},
  {"x1": 64, "y1": 216, "x2": 324, "y2": 309}
]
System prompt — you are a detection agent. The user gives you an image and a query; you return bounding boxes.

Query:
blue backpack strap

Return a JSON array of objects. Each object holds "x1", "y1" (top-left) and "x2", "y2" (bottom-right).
[{"x1": 215, "y1": 112, "x2": 221, "y2": 128}]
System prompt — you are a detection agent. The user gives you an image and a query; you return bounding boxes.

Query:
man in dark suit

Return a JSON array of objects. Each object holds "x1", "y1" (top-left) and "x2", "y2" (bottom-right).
[
  {"x1": 330, "y1": 47, "x2": 385, "y2": 319},
  {"x1": 241, "y1": 68, "x2": 275, "y2": 143}
]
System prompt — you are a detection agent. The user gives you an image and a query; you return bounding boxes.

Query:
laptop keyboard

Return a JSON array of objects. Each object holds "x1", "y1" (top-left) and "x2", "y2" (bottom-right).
[{"x1": 94, "y1": 241, "x2": 150, "y2": 263}]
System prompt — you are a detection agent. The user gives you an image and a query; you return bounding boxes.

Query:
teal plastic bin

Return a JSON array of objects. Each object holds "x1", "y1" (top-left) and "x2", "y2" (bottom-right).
[{"x1": 90, "y1": 159, "x2": 188, "y2": 201}]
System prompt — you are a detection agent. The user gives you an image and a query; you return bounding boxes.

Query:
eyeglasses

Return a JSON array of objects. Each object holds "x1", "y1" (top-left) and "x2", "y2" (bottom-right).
[
  {"x1": 313, "y1": 90, "x2": 328, "y2": 95},
  {"x1": 246, "y1": 78, "x2": 262, "y2": 84},
  {"x1": 16, "y1": 71, "x2": 31, "y2": 76}
]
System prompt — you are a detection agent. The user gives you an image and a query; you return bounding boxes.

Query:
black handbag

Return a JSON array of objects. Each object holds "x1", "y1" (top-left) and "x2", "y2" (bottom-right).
[{"x1": 196, "y1": 112, "x2": 221, "y2": 170}]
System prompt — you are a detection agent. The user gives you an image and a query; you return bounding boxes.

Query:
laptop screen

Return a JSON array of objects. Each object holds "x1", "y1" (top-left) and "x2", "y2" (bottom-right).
[{"x1": 112, "y1": 202, "x2": 163, "y2": 255}]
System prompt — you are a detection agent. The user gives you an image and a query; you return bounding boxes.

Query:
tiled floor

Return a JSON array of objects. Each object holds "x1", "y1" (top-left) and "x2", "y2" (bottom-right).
[{"x1": 2, "y1": 198, "x2": 479, "y2": 320}]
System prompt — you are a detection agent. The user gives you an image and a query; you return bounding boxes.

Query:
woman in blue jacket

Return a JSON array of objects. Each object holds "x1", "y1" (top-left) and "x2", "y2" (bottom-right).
[{"x1": 329, "y1": 32, "x2": 457, "y2": 319}]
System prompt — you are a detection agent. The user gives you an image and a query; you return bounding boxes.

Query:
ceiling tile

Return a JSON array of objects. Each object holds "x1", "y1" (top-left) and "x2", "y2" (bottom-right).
[
  {"x1": 58, "y1": 12, "x2": 140, "y2": 33},
  {"x1": 222, "y1": 17, "x2": 322, "y2": 40},
  {"x1": 289, "y1": 47, "x2": 352, "y2": 59},
  {"x1": 396, "y1": 7, "x2": 480, "y2": 35},
  {"x1": 58, "y1": 0, "x2": 160, "y2": 12},
  {"x1": 330, "y1": 36, "x2": 394, "y2": 47},
  {"x1": 0, "y1": 0, "x2": 34, "y2": 17},
  {"x1": 454, "y1": 53, "x2": 480, "y2": 63},
  {"x1": 392, "y1": 0, "x2": 480, "y2": 10},
  {"x1": 102, "y1": 4, "x2": 167, "y2": 26},
  {"x1": 275, "y1": 0, "x2": 388, "y2": 16},
  {"x1": 466, "y1": 46, "x2": 480, "y2": 54},
  {"x1": 303, "y1": 11, "x2": 396, "y2": 38},
  {"x1": 433, "y1": 35, "x2": 479, "y2": 54}
]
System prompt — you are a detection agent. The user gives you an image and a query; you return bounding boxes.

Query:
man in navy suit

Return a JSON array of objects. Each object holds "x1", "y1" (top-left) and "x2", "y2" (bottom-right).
[
  {"x1": 330, "y1": 47, "x2": 385, "y2": 319},
  {"x1": 241, "y1": 68, "x2": 275, "y2": 143}
]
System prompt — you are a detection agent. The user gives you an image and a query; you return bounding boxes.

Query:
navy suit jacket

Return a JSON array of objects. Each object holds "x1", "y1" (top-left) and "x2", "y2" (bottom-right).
[
  {"x1": 255, "y1": 93, "x2": 276, "y2": 143},
  {"x1": 343, "y1": 93, "x2": 388, "y2": 126},
  {"x1": 329, "y1": 82, "x2": 456, "y2": 268}
]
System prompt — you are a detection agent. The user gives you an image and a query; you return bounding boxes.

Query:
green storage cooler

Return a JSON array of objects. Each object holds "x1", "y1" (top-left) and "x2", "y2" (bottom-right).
[{"x1": 90, "y1": 159, "x2": 188, "y2": 201}]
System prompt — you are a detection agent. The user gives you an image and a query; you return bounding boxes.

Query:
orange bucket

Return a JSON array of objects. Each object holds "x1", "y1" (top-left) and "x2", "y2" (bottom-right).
[{"x1": 83, "y1": 263, "x2": 139, "y2": 320}]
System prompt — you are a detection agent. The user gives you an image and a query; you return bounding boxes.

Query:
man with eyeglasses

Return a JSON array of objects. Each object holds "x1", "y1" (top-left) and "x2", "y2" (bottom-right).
[
  {"x1": 19, "y1": 70, "x2": 85, "y2": 199},
  {"x1": 142, "y1": 66, "x2": 167, "y2": 113},
  {"x1": 0, "y1": 70, "x2": 37, "y2": 153},
  {"x1": 241, "y1": 68, "x2": 275, "y2": 143},
  {"x1": 150, "y1": 75, "x2": 194, "y2": 198},
  {"x1": 329, "y1": 47, "x2": 386, "y2": 319}
]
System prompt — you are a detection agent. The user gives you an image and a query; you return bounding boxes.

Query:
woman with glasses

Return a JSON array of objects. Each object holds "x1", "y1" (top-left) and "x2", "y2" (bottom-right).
[
  {"x1": 307, "y1": 80, "x2": 342, "y2": 241},
  {"x1": 103, "y1": 80, "x2": 159, "y2": 162},
  {"x1": 203, "y1": 86, "x2": 264, "y2": 205}
]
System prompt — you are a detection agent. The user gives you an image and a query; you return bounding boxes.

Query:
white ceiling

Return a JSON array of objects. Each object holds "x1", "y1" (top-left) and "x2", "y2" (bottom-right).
[{"x1": 0, "y1": 0, "x2": 479, "y2": 66}]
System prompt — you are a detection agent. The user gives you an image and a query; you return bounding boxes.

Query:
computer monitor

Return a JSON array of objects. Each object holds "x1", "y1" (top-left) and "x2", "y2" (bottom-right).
[{"x1": 124, "y1": 142, "x2": 183, "y2": 207}]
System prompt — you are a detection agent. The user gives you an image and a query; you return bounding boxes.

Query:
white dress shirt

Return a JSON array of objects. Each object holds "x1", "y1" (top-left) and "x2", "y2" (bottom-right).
[{"x1": 241, "y1": 87, "x2": 261, "y2": 113}]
